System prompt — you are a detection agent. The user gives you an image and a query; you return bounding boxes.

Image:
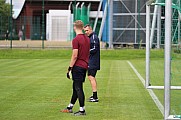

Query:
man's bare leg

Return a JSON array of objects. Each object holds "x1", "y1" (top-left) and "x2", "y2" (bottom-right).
[
  {"x1": 88, "y1": 75, "x2": 97, "y2": 92},
  {"x1": 88, "y1": 75, "x2": 98, "y2": 102}
]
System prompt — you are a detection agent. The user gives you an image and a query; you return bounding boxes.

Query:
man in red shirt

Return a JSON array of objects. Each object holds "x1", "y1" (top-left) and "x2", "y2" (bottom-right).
[{"x1": 61, "y1": 20, "x2": 90, "y2": 116}]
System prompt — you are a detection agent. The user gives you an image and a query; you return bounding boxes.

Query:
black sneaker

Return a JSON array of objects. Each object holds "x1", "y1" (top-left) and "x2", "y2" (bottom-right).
[
  {"x1": 89, "y1": 97, "x2": 99, "y2": 102},
  {"x1": 89, "y1": 96, "x2": 93, "y2": 100},
  {"x1": 74, "y1": 111, "x2": 86, "y2": 116}
]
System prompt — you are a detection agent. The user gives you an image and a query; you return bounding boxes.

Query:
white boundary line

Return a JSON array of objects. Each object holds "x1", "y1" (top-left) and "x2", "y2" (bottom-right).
[{"x1": 127, "y1": 61, "x2": 164, "y2": 116}]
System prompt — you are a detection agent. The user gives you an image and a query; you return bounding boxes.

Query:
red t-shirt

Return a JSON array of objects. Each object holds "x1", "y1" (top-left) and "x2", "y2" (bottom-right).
[{"x1": 72, "y1": 34, "x2": 90, "y2": 69}]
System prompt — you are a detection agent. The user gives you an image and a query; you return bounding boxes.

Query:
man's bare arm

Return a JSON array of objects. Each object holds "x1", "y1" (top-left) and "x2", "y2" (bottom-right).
[{"x1": 69, "y1": 49, "x2": 78, "y2": 67}]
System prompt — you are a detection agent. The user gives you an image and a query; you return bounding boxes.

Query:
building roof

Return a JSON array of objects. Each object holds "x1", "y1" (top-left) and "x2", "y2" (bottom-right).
[
  {"x1": 6, "y1": 0, "x2": 100, "y2": 19},
  {"x1": 6, "y1": 0, "x2": 25, "y2": 19}
]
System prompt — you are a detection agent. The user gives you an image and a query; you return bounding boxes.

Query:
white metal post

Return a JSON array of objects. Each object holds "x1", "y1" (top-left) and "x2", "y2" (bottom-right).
[
  {"x1": 164, "y1": 0, "x2": 172, "y2": 119},
  {"x1": 68, "y1": 2, "x2": 72, "y2": 10},
  {"x1": 93, "y1": 0, "x2": 103, "y2": 31},
  {"x1": 146, "y1": 4, "x2": 150, "y2": 88},
  {"x1": 81, "y1": 2, "x2": 84, "y2": 19},
  {"x1": 109, "y1": 0, "x2": 113, "y2": 48},
  {"x1": 81, "y1": 2, "x2": 84, "y2": 9},
  {"x1": 178, "y1": 0, "x2": 180, "y2": 47},
  {"x1": 98, "y1": 0, "x2": 109, "y2": 40},
  {"x1": 75, "y1": 2, "x2": 80, "y2": 20},
  {"x1": 157, "y1": 5, "x2": 161, "y2": 49},
  {"x1": 150, "y1": 0, "x2": 158, "y2": 48},
  {"x1": 178, "y1": 15, "x2": 180, "y2": 47},
  {"x1": 135, "y1": 0, "x2": 138, "y2": 44},
  {"x1": 87, "y1": 3, "x2": 91, "y2": 23}
]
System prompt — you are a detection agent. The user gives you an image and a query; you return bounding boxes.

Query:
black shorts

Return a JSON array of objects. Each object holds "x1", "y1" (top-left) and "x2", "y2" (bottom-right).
[
  {"x1": 72, "y1": 66, "x2": 87, "y2": 82},
  {"x1": 88, "y1": 69, "x2": 97, "y2": 77}
]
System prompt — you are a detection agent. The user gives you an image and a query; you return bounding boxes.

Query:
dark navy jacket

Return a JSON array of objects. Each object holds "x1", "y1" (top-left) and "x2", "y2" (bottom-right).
[{"x1": 88, "y1": 32, "x2": 100, "y2": 70}]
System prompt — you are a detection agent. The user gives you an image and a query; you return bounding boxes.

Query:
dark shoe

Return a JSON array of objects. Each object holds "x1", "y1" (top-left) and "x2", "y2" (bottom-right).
[
  {"x1": 89, "y1": 96, "x2": 93, "y2": 100},
  {"x1": 74, "y1": 111, "x2": 86, "y2": 116},
  {"x1": 61, "y1": 108, "x2": 73, "y2": 113},
  {"x1": 89, "y1": 97, "x2": 99, "y2": 102}
]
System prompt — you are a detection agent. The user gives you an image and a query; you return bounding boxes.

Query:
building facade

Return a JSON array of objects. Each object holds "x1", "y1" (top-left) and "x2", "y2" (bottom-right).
[{"x1": 14, "y1": 0, "x2": 100, "y2": 40}]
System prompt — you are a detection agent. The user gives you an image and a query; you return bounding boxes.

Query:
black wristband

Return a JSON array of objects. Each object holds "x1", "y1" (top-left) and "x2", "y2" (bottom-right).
[{"x1": 68, "y1": 66, "x2": 72, "y2": 71}]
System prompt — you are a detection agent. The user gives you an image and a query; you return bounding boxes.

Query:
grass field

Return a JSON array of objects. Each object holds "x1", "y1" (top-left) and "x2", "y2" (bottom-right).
[{"x1": 0, "y1": 49, "x2": 180, "y2": 120}]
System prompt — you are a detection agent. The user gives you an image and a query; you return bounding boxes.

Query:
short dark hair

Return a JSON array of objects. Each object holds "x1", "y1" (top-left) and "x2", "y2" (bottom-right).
[
  {"x1": 84, "y1": 24, "x2": 90, "y2": 28},
  {"x1": 84, "y1": 24, "x2": 92, "y2": 29}
]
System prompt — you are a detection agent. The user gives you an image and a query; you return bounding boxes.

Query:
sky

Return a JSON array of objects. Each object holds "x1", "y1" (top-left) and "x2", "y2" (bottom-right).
[{"x1": 6, "y1": 0, "x2": 25, "y2": 19}]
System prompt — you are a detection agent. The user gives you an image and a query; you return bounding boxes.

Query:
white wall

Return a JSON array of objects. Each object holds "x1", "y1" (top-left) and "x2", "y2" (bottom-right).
[{"x1": 46, "y1": 10, "x2": 71, "y2": 41}]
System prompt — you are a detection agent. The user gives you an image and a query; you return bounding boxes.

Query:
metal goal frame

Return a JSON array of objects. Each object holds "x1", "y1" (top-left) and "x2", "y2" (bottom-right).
[{"x1": 146, "y1": 0, "x2": 181, "y2": 120}]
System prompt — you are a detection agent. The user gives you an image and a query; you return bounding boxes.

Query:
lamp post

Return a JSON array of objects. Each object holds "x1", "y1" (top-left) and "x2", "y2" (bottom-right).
[
  {"x1": 10, "y1": 0, "x2": 13, "y2": 48},
  {"x1": 42, "y1": 0, "x2": 45, "y2": 49}
]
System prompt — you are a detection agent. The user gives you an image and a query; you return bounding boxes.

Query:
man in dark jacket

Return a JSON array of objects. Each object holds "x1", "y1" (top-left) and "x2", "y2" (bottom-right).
[{"x1": 84, "y1": 24, "x2": 100, "y2": 102}]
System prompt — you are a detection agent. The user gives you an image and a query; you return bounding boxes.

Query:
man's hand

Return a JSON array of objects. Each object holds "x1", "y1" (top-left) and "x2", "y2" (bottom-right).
[{"x1": 67, "y1": 66, "x2": 72, "y2": 79}]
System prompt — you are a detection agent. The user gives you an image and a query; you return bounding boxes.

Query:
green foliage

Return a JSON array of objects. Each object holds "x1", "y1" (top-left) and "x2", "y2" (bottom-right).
[
  {"x1": 0, "y1": 0, "x2": 11, "y2": 37},
  {"x1": 174, "y1": 49, "x2": 181, "y2": 54},
  {"x1": 0, "y1": 1, "x2": 10, "y2": 16}
]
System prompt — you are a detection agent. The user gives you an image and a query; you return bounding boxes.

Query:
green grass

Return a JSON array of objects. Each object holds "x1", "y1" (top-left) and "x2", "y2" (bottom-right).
[
  {"x1": 0, "y1": 49, "x2": 180, "y2": 120},
  {"x1": 131, "y1": 59, "x2": 181, "y2": 115},
  {"x1": 0, "y1": 49, "x2": 164, "y2": 59},
  {"x1": 0, "y1": 59, "x2": 162, "y2": 120},
  {"x1": 0, "y1": 49, "x2": 181, "y2": 59}
]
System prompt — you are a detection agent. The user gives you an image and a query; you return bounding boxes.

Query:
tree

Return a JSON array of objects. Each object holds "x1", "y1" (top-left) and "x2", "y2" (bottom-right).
[{"x1": 0, "y1": 0, "x2": 11, "y2": 39}]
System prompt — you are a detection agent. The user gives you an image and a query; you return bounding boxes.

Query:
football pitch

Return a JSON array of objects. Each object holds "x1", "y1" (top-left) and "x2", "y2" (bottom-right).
[{"x1": 0, "y1": 49, "x2": 180, "y2": 120}]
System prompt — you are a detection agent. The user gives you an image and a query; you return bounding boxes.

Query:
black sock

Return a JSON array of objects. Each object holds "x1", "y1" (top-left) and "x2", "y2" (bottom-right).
[{"x1": 93, "y1": 92, "x2": 98, "y2": 99}]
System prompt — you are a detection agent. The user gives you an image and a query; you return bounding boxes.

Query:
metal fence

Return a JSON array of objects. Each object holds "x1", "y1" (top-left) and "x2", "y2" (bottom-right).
[
  {"x1": 112, "y1": 0, "x2": 147, "y2": 46},
  {"x1": 0, "y1": 1, "x2": 101, "y2": 49}
]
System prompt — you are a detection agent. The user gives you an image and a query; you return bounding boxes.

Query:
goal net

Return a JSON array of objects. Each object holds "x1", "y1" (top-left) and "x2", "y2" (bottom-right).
[{"x1": 146, "y1": 0, "x2": 181, "y2": 118}]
